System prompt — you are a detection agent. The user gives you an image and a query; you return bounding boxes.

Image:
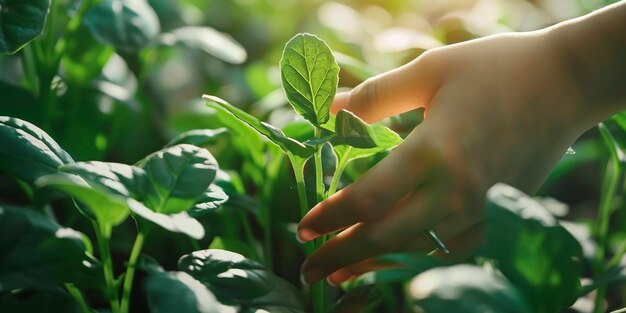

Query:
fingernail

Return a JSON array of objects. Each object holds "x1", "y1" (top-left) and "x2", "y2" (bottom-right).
[
  {"x1": 296, "y1": 228, "x2": 319, "y2": 243},
  {"x1": 326, "y1": 276, "x2": 337, "y2": 287},
  {"x1": 300, "y1": 273, "x2": 309, "y2": 286},
  {"x1": 301, "y1": 268, "x2": 325, "y2": 286}
]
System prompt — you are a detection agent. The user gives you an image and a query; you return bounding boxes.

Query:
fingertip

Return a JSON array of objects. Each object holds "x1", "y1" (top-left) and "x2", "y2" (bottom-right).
[
  {"x1": 296, "y1": 228, "x2": 319, "y2": 243},
  {"x1": 331, "y1": 91, "x2": 351, "y2": 114}
]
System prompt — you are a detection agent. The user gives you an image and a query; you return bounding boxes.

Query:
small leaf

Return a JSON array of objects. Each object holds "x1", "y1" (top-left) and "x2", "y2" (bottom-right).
[
  {"x1": 158, "y1": 26, "x2": 247, "y2": 64},
  {"x1": 146, "y1": 270, "x2": 221, "y2": 313},
  {"x1": 188, "y1": 184, "x2": 229, "y2": 218},
  {"x1": 204, "y1": 95, "x2": 316, "y2": 159},
  {"x1": 84, "y1": 0, "x2": 160, "y2": 52},
  {"x1": 482, "y1": 183, "x2": 583, "y2": 313},
  {"x1": 0, "y1": 116, "x2": 74, "y2": 185},
  {"x1": 0, "y1": 206, "x2": 102, "y2": 292},
  {"x1": 127, "y1": 199, "x2": 205, "y2": 239},
  {"x1": 178, "y1": 249, "x2": 304, "y2": 310},
  {"x1": 137, "y1": 144, "x2": 219, "y2": 214},
  {"x1": 409, "y1": 265, "x2": 531, "y2": 313},
  {"x1": 280, "y1": 33, "x2": 339, "y2": 126},
  {"x1": 166, "y1": 128, "x2": 230, "y2": 148},
  {"x1": 36, "y1": 173, "x2": 130, "y2": 226},
  {"x1": 0, "y1": 0, "x2": 50, "y2": 54}
]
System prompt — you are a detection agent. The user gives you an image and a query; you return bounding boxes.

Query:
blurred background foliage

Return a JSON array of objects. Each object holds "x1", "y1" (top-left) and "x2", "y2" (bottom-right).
[{"x1": 1, "y1": 0, "x2": 625, "y2": 312}]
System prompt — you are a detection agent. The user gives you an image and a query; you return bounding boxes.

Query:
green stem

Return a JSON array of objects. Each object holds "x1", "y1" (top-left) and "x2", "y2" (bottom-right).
[
  {"x1": 65, "y1": 283, "x2": 92, "y2": 313},
  {"x1": 313, "y1": 128, "x2": 326, "y2": 202},
  {"x1": 328, "y1": 155, "x2": 349, "y2": 197},
  {"x1": 239, "y1": 209, "x2": 261, "y2": 262},
  {"x1": 94, "y1": 223, "x2": 120, "y2": 313},
  {"x1": 593, "y1": 126, "x2": 622, "y2": 313},
  {"x1": 120, "y1": 231, "x2": 146, "y2": 313}
]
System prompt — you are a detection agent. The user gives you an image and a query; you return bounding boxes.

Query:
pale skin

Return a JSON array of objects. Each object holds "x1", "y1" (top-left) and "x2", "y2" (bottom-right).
[{"x1": 297, "y1": 1, "x2": 626, "y2": 285}]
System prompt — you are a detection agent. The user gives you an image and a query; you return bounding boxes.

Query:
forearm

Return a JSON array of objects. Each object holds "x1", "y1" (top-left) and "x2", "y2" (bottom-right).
[{"x1": 546, "y1": 1, "x2": 626, "y2": 128}]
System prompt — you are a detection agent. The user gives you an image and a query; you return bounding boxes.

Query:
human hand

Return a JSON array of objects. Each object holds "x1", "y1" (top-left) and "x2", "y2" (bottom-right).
[{"x1": 297, "y1": 31, "x2": 594, "y2": 286}]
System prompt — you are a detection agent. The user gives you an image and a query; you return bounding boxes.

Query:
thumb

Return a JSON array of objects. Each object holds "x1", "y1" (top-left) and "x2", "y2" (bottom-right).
[{"x1": 331, "y1": 54, "x2": 441, "y2": 123}]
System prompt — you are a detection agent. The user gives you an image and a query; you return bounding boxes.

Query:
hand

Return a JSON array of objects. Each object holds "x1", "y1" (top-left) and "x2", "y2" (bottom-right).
[{"x1": 297, "y1": 31, "x2": 591, "y2": 286}]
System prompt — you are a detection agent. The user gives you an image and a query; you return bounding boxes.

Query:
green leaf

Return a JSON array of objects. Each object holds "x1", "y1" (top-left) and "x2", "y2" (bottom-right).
[
  {"x1": 0, "y1": 116, "x2": 74, "y2": 185},
  {"x1": 36, "y1": 173, "x2": 130, "y2": 226},
  {"x1": 84, "y1": 0, "x2": 160, "y2": 52},
  {"x1": 178, "y1": 249, "x2": 304, "y2": 310},
  {"x1": 0, "y1": 206, "x2": 101, "y2": 291},
  {"x1": 482, "y1": 183, "x2": 583, "y2": 313},
  {"x1": 280, "y1": 33, "x2": 339, "y2": 126},
  {"x1": 409, "y1": 265, "x2": 531, "y2": 313},
  {"x1": 158, "y1": 26, "x2": 247, "y2": 64},
  {"x1": 332, "y1": 110, "x2": 402, "y2": 165},
  {"x1": 188, "y1": 184, "x2": 229, "y2": 218},
  {"x1": 166, "y1": 128, "x2": 230, "y2": 148},
  {"x1": 59, "y1": 161, "x2": 148, "y2": 199},
  {"x1": 0, "y1": 0, "x2": 50, "y2": 54},
  {"x1": 204, "y1": 95, "x2": 316, "y2": 159},
  {"x1": 137, "y1": 144, "x2": 219, "y2": 214},
  {"x1": 127, "y1": 198, "x2": 205, "y2": 239},
  {"x1": 146, "y1": 270, "x2": 222, "y2": 313}
]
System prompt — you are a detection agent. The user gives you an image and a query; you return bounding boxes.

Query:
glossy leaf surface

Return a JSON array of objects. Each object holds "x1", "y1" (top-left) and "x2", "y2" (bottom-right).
[
  {"x1": 0, "y1": 0, "x2": 50, "y2": 54},
  {"x1": 0, "y1": 116, "x2": 74, "y2": 185},
  {"x1": 159, "y1": 26, "x2": 247, "y2": 64},
  {"x1": 482, "y1": 183, "x2": 583, "y2": 313},
  {"x1": 84, "y1": 0, "x2": 160, "y2": 52},
  {"x1": 280, "y1": 33, "x2": 339, "y2": 126}
]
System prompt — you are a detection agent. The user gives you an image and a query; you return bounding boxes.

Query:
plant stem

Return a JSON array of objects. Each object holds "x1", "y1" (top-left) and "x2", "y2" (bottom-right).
[
  {"x1": 94, "y1": 223, "x2": 121, "y2": 313},
  {"x1": 328, "y1": 155, "x2": 349, "y2": 196},
  {"x1": 313, "y1": 128, "x2": 326, "y2": 202},
  {"x1": 120, "y1": 231, "x2": 146, "y2": 313},
  {"x1": 239, "y1": 209, "x2": 261, "y2": 262},
  {"x1": 65, "y1": 283, "x2": 92, "y2": 313},
  {"x1": 593, "y1": 125, "x2": 622, "y2": 313}
]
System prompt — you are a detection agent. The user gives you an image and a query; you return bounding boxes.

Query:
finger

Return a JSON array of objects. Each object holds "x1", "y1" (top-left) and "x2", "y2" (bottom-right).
[
  {"x1": 297, "y1": 136, "x2": 437, "y2": 242},
  {"x1": 331, "y1": 54, "x2": 442, "y2": 123},
  {"x1": 326, "y1": 258, "x2": 401, "y2": 286},
  {"x1": 301, "y1": 191, "x2": 445, "y2": 285},
  {"x1": 328, "y1": 223, "x2": 484, "y2": 286}
]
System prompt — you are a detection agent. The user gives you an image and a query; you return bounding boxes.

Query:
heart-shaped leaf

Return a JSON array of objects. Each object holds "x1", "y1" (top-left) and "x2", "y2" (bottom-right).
[
  {"x1": 166, "y1": 128, "x2": 230, "y2": 148},
  {"x1": 409, "y1": 265, "x2": 531, "y2": 313},
  {"x1": 84, "y1": 0, "x2": 160, "y2": 52},
  {"x1": 280, "y1": 33, "x2": 339, "y2": 126},
  {"x1": 137, "y1": 144, "x2": 219, "y2": 214},
  {"x1": 482, "y1": 183, "x2": 583, "y2": 313},
  {"x1": 0, "y1": 0, "x2": 50, "y2": 54},
  {"x1": 178, "y1": 249, "x2": 303, "y2": 310},
  {"x1": 204, "y1": 95, "x2": 316, "y2": 159},
  {"x1": 158, "y1": 26, "x2": 247, "y2": 64},
  {"x1": 36, "y1": 173, "x2": 130, "y2": 226},
  {"x1": 0, "y1": 116, "x2": 74, "y2": 185},
  {"x1": 0, "y1": 206, "x2": 101, "y2": 292}
]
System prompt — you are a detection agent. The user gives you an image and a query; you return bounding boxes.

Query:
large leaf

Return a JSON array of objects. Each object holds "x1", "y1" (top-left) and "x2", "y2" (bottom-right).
[
  {"x1": 0, "y1": 0, "x2": 50, "y2": 54},
  {"x1": 59, "y1": 161, "x2": 148, "y2": 199},
  {"x1": 165, "y1": 128, "x2": 230, "y2": 148},
  {"x1": 280, "y1": 33, "x2": 339, "y2": 126},
  {"x1": 158, "y1": 26, "x2": 247, "y2": 64},
  {"x1": 137, "y1": 144, "x2": 219, "y2": 214},
  {"x1": 0, "y1": 116, "x2": 74, "y2": 185},
  {"x1": 146, "y1": 270, "x2": 221, "y2": 313},
  {"x1": 36, "y1": 173, "x2": 130, "y2": 225},
  {"x1": 482, "y1": 183, "x2": 583, "y2": 313},
  {"x1": 178, "y1": 249, "x2": 304, "y2": 310},
  {"x1": 84, "y1": 0, "x2": 160, "y2": 52},
  {"x1": 0, "y1": 206, "x2": 101, "y2": 291},
  {"x1": 409, "y1": 265, "x2": 531, "y2": 313},
  {"x1": 204, "y1": 95, "x2": 316, "y2": 159}
]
